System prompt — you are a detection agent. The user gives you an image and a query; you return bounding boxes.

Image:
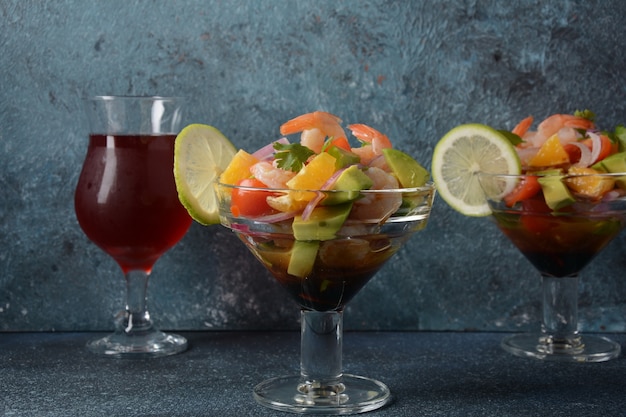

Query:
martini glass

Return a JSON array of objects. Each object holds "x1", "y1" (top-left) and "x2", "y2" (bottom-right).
[
  {"x1": 216, "y1": 181, "x2": 435, "y2": 414},
  {"x1": 478, "y1": 172, "x2": 626, "y2": 362},
  {"x1": 74, "y1": 96, "x2": 192, "y2": 358}
]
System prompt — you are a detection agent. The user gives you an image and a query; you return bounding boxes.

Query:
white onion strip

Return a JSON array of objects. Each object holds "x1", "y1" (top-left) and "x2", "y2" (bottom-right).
[
  {"x1": 570, "y1": 142, "x2": 593, "y2": 167},
  {"x1": 586, "y1": 131, "x2": 602, "y2": 165}
]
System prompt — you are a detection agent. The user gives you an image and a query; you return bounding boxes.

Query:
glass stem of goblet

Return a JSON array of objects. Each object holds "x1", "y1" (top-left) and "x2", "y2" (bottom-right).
[
  {"x1": 541, "y1": 274, "x2": 580, "y2": 345},
  {"x1": 300, "y1": 309, "x2": 343, "y2": 391},
  {"x1": 120, "y1": 269, "x2": 153, "y2": 334}
]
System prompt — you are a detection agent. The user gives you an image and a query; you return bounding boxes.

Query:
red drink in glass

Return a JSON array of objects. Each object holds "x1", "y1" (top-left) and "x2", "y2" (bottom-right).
[{"x1": 75, "y1": 134, "x2": 192, "y2": 273}]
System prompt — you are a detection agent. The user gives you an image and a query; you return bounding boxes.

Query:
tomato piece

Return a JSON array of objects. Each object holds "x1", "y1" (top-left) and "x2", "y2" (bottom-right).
[
  {"x1": 330, "y1": 136, "x2": 351, "y2": 151},
  {"x1": 231, "y1": 178, "x2": 278, "y2": 217},
  {"x1": 520, "y1": 196, "x2": 554, "y2": 234},
  {"x1": 563, "y1": 143, "x2": 581, "y2": 164},
  {"x1": 504, "y1": 176, "x2": 541, "y2": 207},
  {"x1": 582, "y1": 134, "x2": 618, "y2": 163}
]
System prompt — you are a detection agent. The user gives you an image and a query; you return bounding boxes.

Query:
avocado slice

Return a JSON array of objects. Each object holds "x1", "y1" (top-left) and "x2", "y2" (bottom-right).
[
  {"x1": 537, "y1": 170, "x2": 575, "y2": 210},
  {"x1": 293, "y1": 203, "x2": 353, "y2": 241},
  {"x1": 322, "y1": 165, "x2": 373, "y2": 206},
  {"x1": 327, "y1": 145, "x2": 361, "y2": 169},
  {"x1": 592, "y1": 151, "x2": 626, "y2": 172},
  {"x1": 592, "y1": 152, "x2": 626, "y2": 189},
  {"x1": 288, "y1": 240, "x2": 320, "y2": 278},
  {"x1": 383, "y1": 148, "x2": 430, "y2": 187}
]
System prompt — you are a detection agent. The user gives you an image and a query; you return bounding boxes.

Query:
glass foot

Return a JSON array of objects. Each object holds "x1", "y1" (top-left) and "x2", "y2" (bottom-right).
[
  {"x1": 87, "y1": 329, "x2": 187, "y2": 358},
  {"x1": 501, "y1": 333, "x2": 620, "y2": 362},
  {"x1": 253, "y1": 374, "x2": 391, "y2": 414}
]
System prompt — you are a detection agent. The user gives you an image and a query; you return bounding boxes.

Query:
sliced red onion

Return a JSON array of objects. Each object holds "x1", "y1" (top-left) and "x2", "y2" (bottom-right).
[
  {"x1": 252, "y1": 210, "x2": 297, "y2": 224},
  {"x1": 322, "y1": 167, "x2": 347, "y2": 189},
  {"x1": 252, "y1": 137, "x2": 289, "y2": 160},
  {"x1": 300, "y1": 167, "x2": 349, "y2": 221},
  {"x1": 602, "y1": 189, "x2": 622, "y2": 202},
  {"x1": 570, "y1": 142, "x2": 592, "y2": 167},
  {"x1": 369, "y1": 154, "x2": 388, "y2": 169},
  {"x1": 587, "y1": 131, "x2": 602, "y2": 165},
  {"x1": 301, "y1": 192, "x2": 324, "y2": 221},
  {"x1": 231, "y1": 223, "x2": 251, "y2": 233}
]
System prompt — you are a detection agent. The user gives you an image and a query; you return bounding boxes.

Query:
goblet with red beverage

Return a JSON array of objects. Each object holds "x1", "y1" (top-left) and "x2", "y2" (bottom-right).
[{"x1": 75, "y1": 96, "x2": 191, "y2": 358}]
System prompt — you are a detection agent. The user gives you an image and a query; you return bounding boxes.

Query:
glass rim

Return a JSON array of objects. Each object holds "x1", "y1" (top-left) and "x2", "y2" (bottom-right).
[
  {"x1": 477, "y1": 171, "x2": 626, "y2": 179},
  {"x1": 215, "y1": 180, "x2": 436, "y2": 194}
]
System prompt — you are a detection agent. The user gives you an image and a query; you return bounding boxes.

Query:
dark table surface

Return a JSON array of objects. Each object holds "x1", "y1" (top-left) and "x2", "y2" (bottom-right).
[{"x1": 2, "y1": 331, "x2": 625, "y2": 416}]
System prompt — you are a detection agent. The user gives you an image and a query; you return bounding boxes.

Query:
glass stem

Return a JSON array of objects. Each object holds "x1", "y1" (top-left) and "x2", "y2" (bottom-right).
[
  {"x1": 541, "y1": 274, "x2": 579, "y2": 342},
  {"x1": 300, "y1": 309, "x2": 343, "y2": 389},
  {"x1": 120, "y1": 269, "x2": 153, "y2": 334}
]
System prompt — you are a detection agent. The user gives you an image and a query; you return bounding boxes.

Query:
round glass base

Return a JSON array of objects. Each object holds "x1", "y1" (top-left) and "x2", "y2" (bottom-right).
[
  {"x1": 87, "y1": 330, "x2": 188, "y2": 358},
  {"x1": 501, "y1": 333, "x2": 620, "y2": 363},
  {"x1": 253, "y1": 374, "x2": 391, "y2": 415}
]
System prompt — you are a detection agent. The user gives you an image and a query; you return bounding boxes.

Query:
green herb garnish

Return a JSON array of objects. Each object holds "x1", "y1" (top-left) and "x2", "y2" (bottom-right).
[
  {"x1": 574, "y1": 109, "x2": 596, "y2": 121},
  {"x1": 273, "y1": 142, "x2": 315, "y2": 172},
  {"x1": 498, "y1": 129, "x2": 523, "y2": 146}
]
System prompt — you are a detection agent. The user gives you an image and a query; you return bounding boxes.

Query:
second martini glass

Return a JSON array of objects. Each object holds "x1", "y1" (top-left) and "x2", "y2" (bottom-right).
[
  {"x1": 216, "y1": 181, "x2": 435, "y2": 414},
  {"x1": 478, "y1": 172, "x2": 626, "y2": 362}
]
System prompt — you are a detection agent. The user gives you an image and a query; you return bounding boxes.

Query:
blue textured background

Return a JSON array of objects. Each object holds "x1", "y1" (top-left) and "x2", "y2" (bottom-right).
[{"x1": 2, "y1": 0, "x2": 626, "y2": 332}]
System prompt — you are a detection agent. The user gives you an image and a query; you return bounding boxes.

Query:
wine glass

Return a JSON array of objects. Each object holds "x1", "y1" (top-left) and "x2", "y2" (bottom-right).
[
  {"x1": 216, "y1": 181, "x2": 436, "y2": 414},
  {"x1": 478, "y1": 172, "x2": 626, "y2": 362},
  {"x1": 74, "y1": 96, "x2": 192, "y2": 358}
]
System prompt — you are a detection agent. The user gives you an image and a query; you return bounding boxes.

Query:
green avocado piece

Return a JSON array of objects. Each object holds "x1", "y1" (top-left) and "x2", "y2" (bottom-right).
[
  {"x1": 592, "y1": 151, "x2": 626, "y2": 172},
  {"x1": 383, "y1": 148, "x2": 430, "y2": 187},
  {"x1": 592, "y1": 152, "x2": 626, "y2": 189},
  {"x1": 293, "y1": 203, "x2": 353, "y2": 241},
  {"x1": 288, "y1": 240, "x2": 320, "y2": 278},
  {"x1": 322, "y1": 165, "x2": 373, "y2": 206},
  {"x1": 537, "y1": 170, "x2": 575, "y2": 210},
  {"x1": 327, "y1": 145, "x2": 361, "y2": 169}
]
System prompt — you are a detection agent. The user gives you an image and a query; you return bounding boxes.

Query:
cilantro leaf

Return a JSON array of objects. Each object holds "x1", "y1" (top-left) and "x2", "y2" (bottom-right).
[
  {"x1": 574, "y1": 109, "x2": 596, "y2": 121},
  {"x1": 273, "y1": 142, "x2": 315, "y2": 172},
  {"x1": 498, "y1": 129, "x2": 523, "y2": 146}
]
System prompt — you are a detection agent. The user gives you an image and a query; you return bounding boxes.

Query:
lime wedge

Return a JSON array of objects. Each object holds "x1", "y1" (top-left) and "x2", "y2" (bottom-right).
[
  {"x1": 431, "y1": 123, "x2": 521, "y2": 217},
  {"x1": 174, "y1": 124, "x2": 237, "y2": 225}
]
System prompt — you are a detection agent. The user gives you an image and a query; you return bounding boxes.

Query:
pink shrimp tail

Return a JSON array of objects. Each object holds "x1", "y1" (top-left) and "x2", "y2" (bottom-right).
[
  {"x1": 280, "y1": 111, "x2": 343, "y2": 136},
  {"x1": 348, "y1": 123, "x2": 392, "y2": 153},
  {"x1": 538, "y1": 114, "x2": 595, "y2": 139},
  {"x1": 512, "y1": 116, "x2": 533, "y2": 137}
]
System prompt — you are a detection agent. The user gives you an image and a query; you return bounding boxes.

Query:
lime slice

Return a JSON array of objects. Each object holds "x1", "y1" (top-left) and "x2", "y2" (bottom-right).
[
  {"x1": 174, "y1": 124, "x2": 237, "y2": 225},
  {"x1": 431, "y1": 123, "x2": 521, "y2": 217}
]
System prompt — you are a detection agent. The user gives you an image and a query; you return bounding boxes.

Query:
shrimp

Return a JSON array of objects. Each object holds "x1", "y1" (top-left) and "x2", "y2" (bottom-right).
[
  {"x1": 249, "y1": 161, "x2": 295, "y2": 189},
  {"x1": 348, "y1": 123, "x2": 392, "y2": 165},
  {"x1": 512, "y1": 116, "x2": 533, "y2": 137},
  {"x1": 348, "y1": 123, "x2": 392, "y2": 153},
  {"x1": 280, "y1": 111, "x2": 347, "y2": 154},
  {"x1": 537, "y1": 114, "x2": 595, "y2": 140},
  {"x1": 516, "y1": 114, "x2": 594, "y2": 148},
  {"x1": 350, "y1": 167, "x2": 402, "y2": 222}
]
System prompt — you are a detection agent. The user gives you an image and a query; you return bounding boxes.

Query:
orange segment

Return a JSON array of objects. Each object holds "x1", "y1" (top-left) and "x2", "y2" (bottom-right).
[
  {"x1": 566, "y1": 166, "x2": 615, "y2": 199},
  {"x1": 266, "y1": 194, "x2": 308, "y2": 212},
  {"x1": 286, "y1": 152, "x2": 337, "y2": 201},
  {"x1": 529, "y1": 134, "x2": 570, "y2": 167},
  {"x1": 219, "y1": 150, "x2": 259, "y2": 185}
]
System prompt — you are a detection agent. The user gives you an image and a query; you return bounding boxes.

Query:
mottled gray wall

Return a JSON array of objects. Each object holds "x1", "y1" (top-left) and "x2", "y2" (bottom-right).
[{"x1": 2, "y1": 0, "x2": 626, "y2": 332}]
